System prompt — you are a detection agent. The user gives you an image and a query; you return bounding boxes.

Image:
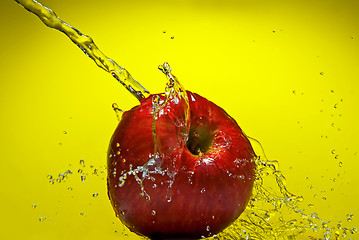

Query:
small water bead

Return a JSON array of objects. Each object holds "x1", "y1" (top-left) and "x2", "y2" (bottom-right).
[
  {"x1": 320, "y1": 72, "x2": 324, "y2": 75},
  {"x1": 93, "y1": 193, "x2": 99, "y2": 197},
  {"x1": 116, "y1": 143, "x2": 120, "y2": 147},
  {"x1": 120, "y1": 210, "x2": 127, "y2": 215},
  {"x1": 49, "y1": 179, "x2": 55, "y2": 184},
  {"x1": 80, "y1": 212, "x2": 84, "y2": 216},
  {"x1": 171, "y1": 36, "x2": 174, "y2": 39},
  {"x1": 47, "y1": 174, "x2": 53, "y2": 179},
  {"x1": 347, "y1": 213, "x2": 354, "y2": 222},
  {"x1": 206, "y1": 226, "x2": 210, "y2": 231},
  {"x1": 39, "y1": 217, "x2": 46, "y2": 222},
  {"x1": 58, "y1": 173, "x2": 65, "y2": 180},
  {"x1": 79, "y1": 159, "x2": 85, "y2": 167},
  {"x1": 32, "y1": 204, "x2": 37, "y2": 209},
  {"x1": 81, "y1": 175, "x2": 86, "y2": 182},
  {"x1": 323, "y1": 232, "x2": 331, "y2": 240},
  {"x1": 152, "y1": 210, "x2": 156, "y2": 216},
  {"x1": 63, "y1": 130, "x2": 67, "y2": 134},
  {"x1": 78, "y1": 169, "x2": 83, "y2": 173}
]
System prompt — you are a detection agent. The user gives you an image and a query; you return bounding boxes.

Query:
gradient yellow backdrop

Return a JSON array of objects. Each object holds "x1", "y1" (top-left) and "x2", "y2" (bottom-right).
[{"x1": 0, "y1": 0, "x2": 358, "y2": 239}]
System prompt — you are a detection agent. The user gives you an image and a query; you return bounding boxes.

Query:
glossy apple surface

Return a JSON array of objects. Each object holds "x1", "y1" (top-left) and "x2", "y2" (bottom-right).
[{"x1": 107, "y1": 91, "x2": 256, "y2": 239}]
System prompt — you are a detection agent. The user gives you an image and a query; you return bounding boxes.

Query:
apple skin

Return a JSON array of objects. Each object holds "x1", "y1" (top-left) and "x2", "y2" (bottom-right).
[{"x1": 107, "y1": 91, "x2": 256, "y2": 239}]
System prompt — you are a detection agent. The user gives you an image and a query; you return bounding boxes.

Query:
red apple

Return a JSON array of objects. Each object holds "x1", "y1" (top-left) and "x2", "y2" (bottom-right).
[{"x1": 107, "y1": 91, "x2": 256, "y2": 239}]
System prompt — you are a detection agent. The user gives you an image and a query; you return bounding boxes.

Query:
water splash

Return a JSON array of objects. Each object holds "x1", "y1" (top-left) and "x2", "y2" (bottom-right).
[
  {"x1": 15, "y1": 0, "x2": 149, "y2": 101},
  {"x1": 216, "y1": 138, "x2": 357, "y2": 240},
  {"x1": 152, "y1": 62, "x2": 190, "y2": 176}
]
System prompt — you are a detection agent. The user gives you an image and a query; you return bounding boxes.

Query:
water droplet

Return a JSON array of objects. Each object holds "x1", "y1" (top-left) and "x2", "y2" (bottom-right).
[
  {"x1": 171, "y1": 36, "x2": 174, "y2": 39},
  {"x1": 117, "y1": 150, "x2": 121, "y2": 155},
  {"x1": 80, "y1": 212, "x2": 84, "y2": 216},
  {"x1": 163, "y1": 30, "x2": 166, "y2": 33},
  {"x1": 339, "y1": 162, "x2": 343, "y2": 167},
  {"x1": 331, "y1": 149, "x2": 336, "y2": 154},
  {"x1": 206, "y1": 226, "x2": 210, "y2": 231},
  {"x1": 331, "y1": 89, "x2": 335, "y2": 93},
  {"x1": 93, "y1": 193, "x2": 98, "y2": 197},
  {"x1": 68, "y1": 187, "x2": 73, "y2": 190},
  {"x1": 323, "y1": 232, "x2": 331, "y2": 239},
  {"x1": 200, "y1": 187, "x2": 206, "y2": 193},
  {"x1": 152, "y1": 210, "x2": 156, "y2": 216},
  {"x1": 78, "y1": 169, "x2": 83, "y2": 173},
  {"x1": 47, "y1": 174, "x2": 53, "y2": 179},
  {"x1": 334, "y1": 103, "x2": 338, "y2": 108},
  {"x1": 81, "y1": 175, "x2": 86, "y2": 182},
  {"x1": 63, "y1": 130, "x2": 67, "y2": 134},
  {"x1": 79, "y1": 159, "x2": 85, "y2": 166},
  {"x1": 32, "y1": 204, "x2": 37, "y2": 209},
  {"x1": 39, "y1": 217, "x2": 46, "y2": 222},
  {"x1": 320, "y1": 72, "x2": 324, "y2": 75},
  {"x1": 116, "y1": 143, "x2": 120, "y2": 147},
  {"x1": 49, "y1": 179, "x2": 55, "y2": 185},
  {"x1": 112, "y1": 103, "x2": 124, "y2": 121}
]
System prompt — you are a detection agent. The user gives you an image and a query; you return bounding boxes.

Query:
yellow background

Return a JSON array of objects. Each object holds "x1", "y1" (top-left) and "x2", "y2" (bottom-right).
[{"x1": 0, "y1": 0, "x2": 358, "y2": 239}]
